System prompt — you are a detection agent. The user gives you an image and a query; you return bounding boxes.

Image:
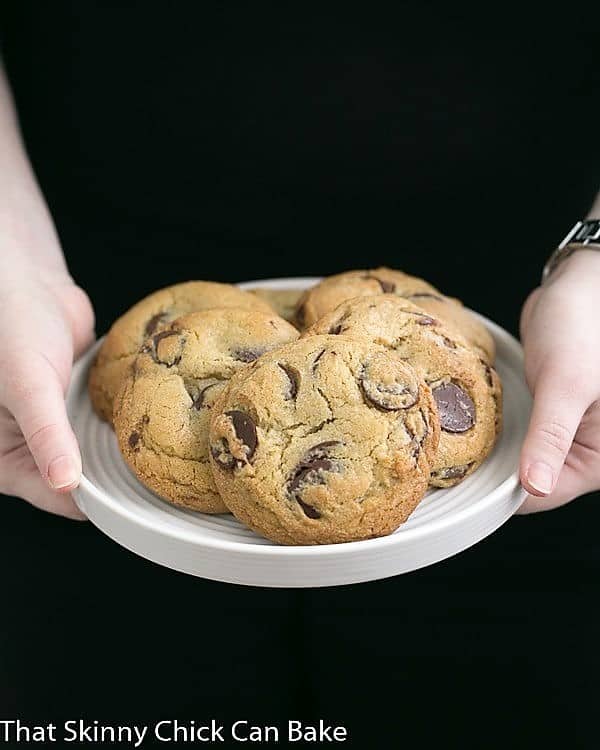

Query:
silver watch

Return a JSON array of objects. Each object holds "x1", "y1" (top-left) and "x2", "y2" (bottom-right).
[{"x1": 542, "y1": 219, "x2": 600, "y2": 283}]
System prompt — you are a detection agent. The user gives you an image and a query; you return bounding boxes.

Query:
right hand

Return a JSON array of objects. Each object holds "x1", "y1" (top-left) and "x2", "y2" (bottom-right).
[{"x1": 0, "y1": 267, "x2": 95, "y2": 519}]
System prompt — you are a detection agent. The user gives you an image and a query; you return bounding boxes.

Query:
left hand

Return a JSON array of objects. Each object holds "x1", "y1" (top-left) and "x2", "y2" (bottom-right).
[{"x1": 518, "y1": 250, "x2": 600, "y2": 513}]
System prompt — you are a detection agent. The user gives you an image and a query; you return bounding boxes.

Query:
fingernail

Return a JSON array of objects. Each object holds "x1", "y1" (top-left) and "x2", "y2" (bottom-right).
[
  {"x1": 526, "y1": 461, "x2": 554, "y2": 496},
  {"x1": 48, "y1": 455, "x2": 79, "y2": 490}
]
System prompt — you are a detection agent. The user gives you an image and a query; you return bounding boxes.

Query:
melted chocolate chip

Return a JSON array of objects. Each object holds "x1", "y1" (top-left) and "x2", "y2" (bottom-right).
[
  {"x1": 144, "y1": 329, "x2": 184, "y2": 366},
  {"x1": 360, "y1": 361, "x2": 419, "y2": 411},
  {"x1": 406, "y1": 410, "x2": 429, "y2": 461},
  {"x1": 329, "y1": 324, "x2": 343, "y2": 335},
  {"x1": 191, "y1": 382, "x2": 219, "y2": 410},
  {"x1": 399, "y1": 308, "x2": 438, "y2": 326},
  {"x1": 408, "y1": 429, "x2": 421, "y2": 460},
  {"x1": 432, "y1": 462, "x2": 474, "y2": 481},
  {"x1": 210, "y1": 441, "x2": 236, "y2": 470},
  {"x1": 128, "y1": 431, "x2": 140, "y2": 450},
  {"x1": 144, "y1": 312, "x2": 167, "y2": 336},
  {"x1": 152, "y1": 329, "x2": 180, "y2": 347},
  {"x1": 233, "y1": 347, "x2": 265, "y2": 363},
  {"x1": 287, "y1": 441, "x2": 342, "y2": 517},
  {"x1": 278, "y1": 364, "x2": 299, "y2": 400},
  {"x1": 288, "y1": 458, "x2": 333, "y2": 493},
  {"x1": 433, "y1": 383, "x2": 476, "y2": 433},
  {"x1": 297, "y1": 498, "x2": 321, "y2": 519},
  {"x1": 312, "y1": 349, "x2": 326, "y2": 373},
  {"x1": 226, "y1": 410, "x2": 258, "y2": 460}
]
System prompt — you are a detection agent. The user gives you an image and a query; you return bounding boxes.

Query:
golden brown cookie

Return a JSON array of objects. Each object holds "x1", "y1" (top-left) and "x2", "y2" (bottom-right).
[
  {"x1": 248, "y1": 288, "x2": 305, "y2": 323},
  {"x1": 404, "y1": 292, "x2": 495, "y2": 364},
  {"x1": 208, "y1": 335, "x2": 440, "y2": 544},
  {"x1": 295, "y1": 267, "x2": 495, "y2": 362},
  {"x1": 89, "y1": 281, "x2": 274, "y2": 423},
  {"x1": 303, "y1": 296, "x2": 502, "y2": 487},
  {"x1": 113, "y1": 308, "x2": 299, "y2": 513}
]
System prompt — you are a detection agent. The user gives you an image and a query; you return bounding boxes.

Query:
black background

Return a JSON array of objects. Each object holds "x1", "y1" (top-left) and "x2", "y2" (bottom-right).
[{"x1": 1, "y1": 5, "x2": 600, "y2": 748}]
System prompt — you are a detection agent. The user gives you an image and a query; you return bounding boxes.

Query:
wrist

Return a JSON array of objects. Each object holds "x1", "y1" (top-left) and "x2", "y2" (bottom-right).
[{"x1": 0, "y1": 256, "x2": 72, "y2": 303}]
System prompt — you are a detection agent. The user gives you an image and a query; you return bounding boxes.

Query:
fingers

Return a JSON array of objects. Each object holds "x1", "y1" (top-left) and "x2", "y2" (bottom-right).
[
  {"x1": 520, "y1": 371, "x2": 591, "y2": 497},
  {"x1": 65, "y1": 285, "x2": 96, "y2": 359},
  {"x1": 518, "y1": 463, "x2": 588, "y2": 514},
  {"x1": 0, "y1": 349, "x2": 82, "y2": 492},
  {"x1": 519, "y1": 287, "x2": 541, "y2": 340},
  {"x1": 8, "y1": 465, "x2": 87, "y2": 520}
]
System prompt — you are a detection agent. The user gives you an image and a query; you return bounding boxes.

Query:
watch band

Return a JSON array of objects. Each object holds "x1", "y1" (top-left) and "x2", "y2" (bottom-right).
[{"x1": 542, "y1": 219, "x2": 600, "y2": 283}]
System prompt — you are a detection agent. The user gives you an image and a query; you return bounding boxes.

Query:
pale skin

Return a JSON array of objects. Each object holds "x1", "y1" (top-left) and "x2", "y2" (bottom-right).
[{"x1": 0, "y1": 65, "x2": 599, "y2": 520}]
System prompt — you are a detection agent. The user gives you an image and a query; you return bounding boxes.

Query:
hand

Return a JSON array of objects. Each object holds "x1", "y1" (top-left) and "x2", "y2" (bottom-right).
[
  {"x1": 0, "y1": 267, "x2": 95, "y2": 519},
  {"x1": 518, "y1": 250, "x2": 600, "y2": 513}
]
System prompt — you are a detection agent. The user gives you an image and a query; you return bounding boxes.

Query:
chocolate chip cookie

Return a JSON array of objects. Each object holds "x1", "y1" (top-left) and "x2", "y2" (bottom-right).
[
  {"x1": 303, "y1": 296, "x2": 502, "y2": 487},
  {"x1": 113, "y1": 308, "x2": 299, "y2": 513},
  {"x1": 295, "y1": 267, "x2": 495, "y2": 362},
  {"x1": 89, "y1": 281, "x2": 274, "y2": 423},
  {"x1": 208, "y1": 335, "x2": 440, "y2": 544},
  {"x1": 248, "y1": 288, "x2": 305, "y2": 323}
]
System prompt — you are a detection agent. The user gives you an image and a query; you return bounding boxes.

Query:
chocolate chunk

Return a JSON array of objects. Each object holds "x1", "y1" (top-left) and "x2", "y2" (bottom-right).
[
  {"x1": 378, "y1": 279, "x2": 395, "y2": 293},
  {"x1": 297, "y1": 498, "x2": 321, "y2": 519},
  {"x1": 408, "y1": 431, "x2": 421, "y2": 460},
  {"x1": 408, "y1": 293, "x2": 444, "y2": 302},
  {"x1": 143, "y1": 329, "x2": 183, "y2": 366},
  {"x1": 128, "y1": 431, "x2": 140, "y2": 450},
  {"x1": 191, "y1": 382, "x2": 219, "y2": 410},
  {"x1": 288, "y1": 459, "x2": 333, "y2": 493},
  {"x1": 287, "y1": 441, "x2": 342, "y2": 515},
  {"x1": 210, "y1": 412, "x2": 258, "y2": 470},
  {"x1": 406, "y1": 410, "x2": 429, "y2": 461},
  {"x1": 433, "y1": 383, "x2": 475, "y2": 433},
  {"x1": 226, "y1": 410, "x2": 258, "y2": 460},
  {"x1": 278, "y1": 364, "x2": 299, "y2": 400},
  {"x1": 360, "y1": 357, "x2": 419, "y2": 411},
  {"x1": 311, "y1": 349, "x2": 326, "y2": 373},
  {"x1": 399, "y1": 307, "x2": 438, "y2": 326},
  {"x1": 233, "y1": 347, "x2": 265, "y2": 363},
  {"x1": 152, "y1": 329, "x2": 180, "y2": 347},
  {"x1": 144, "y1": 312, "x2": 167, "y2": 336},
  {"x1": 432, "y1": 463, "x2": 474, "y2": 481},
  {"x1": 210, "y1": 441, "x2": 236, "y2": 470}
]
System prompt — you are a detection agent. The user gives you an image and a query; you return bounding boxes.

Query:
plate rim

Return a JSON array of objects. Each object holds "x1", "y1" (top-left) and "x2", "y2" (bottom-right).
[{"x1": 72, "y1": 276, "x2": 526, "y2": 557}]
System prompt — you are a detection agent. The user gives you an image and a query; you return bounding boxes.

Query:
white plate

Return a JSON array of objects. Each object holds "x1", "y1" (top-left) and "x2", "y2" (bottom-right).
[{"x1": 67, "y1": 277, "x2": 530, "y2": 587}]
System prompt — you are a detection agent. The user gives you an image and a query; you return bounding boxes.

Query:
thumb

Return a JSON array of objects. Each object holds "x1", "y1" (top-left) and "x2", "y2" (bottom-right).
[
  {"x1": 1, "y1": 349, "x2": 82, "y2": 492},
  {"x1": 520, "y1": 368, "x2": 590, "y2": 497}
]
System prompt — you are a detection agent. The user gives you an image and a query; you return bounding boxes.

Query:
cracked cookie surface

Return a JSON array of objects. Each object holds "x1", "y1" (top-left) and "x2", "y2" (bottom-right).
[
  {"x1": 208, "y1": 335, "x2": 440, "y2": 544},
  {"x1": 113, "y1": 308, "x2": 299, "y2": 513},
  {"x1": 89, "y1": 281, "x2": 274, "y2": 423},
  {"x1": 304, "y1": 296, "x2": 502, "y2": 487},
  {"x1": 295, "y1": 267, "x2": 495, "y2": 362}
]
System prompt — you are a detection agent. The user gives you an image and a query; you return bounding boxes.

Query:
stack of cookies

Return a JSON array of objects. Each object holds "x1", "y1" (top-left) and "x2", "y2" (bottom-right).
[{"x1": 88, "y1": 268, "x2": 502, "y2": 545}]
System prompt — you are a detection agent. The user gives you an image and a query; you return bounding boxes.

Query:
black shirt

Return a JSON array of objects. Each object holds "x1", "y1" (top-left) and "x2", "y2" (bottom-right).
[{"x1": 1, "y1": 7, "x2": 599, "y2": 746}]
